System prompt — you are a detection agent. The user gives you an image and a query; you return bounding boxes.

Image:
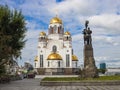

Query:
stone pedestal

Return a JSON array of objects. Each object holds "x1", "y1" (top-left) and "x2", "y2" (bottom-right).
[{"x1": 83, "y1": 45, "x2": 98, "y2": 78}]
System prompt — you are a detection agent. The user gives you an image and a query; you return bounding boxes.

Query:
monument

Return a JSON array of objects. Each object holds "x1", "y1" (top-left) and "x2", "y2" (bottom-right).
[{"x1": 82, "y1": 20, "x2": 98, "y2": 78}]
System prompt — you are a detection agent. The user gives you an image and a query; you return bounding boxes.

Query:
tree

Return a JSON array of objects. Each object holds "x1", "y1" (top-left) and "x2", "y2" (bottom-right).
[
  {"x1": 98, "y1": 69, "x2": 106, "y2": 74},
  {"x1": 0, "y1": 5, "x2": 27, "y2": 67}
]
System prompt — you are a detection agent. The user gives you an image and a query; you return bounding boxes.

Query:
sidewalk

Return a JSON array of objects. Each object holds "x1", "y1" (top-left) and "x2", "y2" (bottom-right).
[{"x1": 0, "y1": 78, "x2": 120, "y2": 90}]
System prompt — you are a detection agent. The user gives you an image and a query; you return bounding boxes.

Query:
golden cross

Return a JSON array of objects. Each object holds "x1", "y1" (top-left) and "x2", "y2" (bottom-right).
[{"x1": 55, "y1": 9, "x2": 59, "y2": 17}]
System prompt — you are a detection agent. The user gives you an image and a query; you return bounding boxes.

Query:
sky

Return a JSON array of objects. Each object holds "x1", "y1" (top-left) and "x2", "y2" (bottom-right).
[{"x1": 0, "y1": 0, "x2": 120, "y2": 68}]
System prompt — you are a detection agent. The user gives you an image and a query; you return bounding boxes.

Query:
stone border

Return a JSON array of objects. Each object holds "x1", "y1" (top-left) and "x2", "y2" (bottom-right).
[{"x1": 40, "y1": 81, "x2": 120, "y2": 86}]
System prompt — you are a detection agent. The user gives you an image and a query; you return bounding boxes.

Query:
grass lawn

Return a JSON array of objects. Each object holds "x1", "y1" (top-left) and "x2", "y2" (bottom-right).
[{"x1": 42, "y1": 75, "x2": 120, "y2": 81}]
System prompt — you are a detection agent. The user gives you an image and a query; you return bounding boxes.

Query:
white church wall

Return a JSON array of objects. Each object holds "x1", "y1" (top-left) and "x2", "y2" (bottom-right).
[
  {"x1": 72, "y1": 61, "x2": 78, "y2": 68},
  {"x1": 47, "y1": 60, "x2": 63, "y2": 68}
]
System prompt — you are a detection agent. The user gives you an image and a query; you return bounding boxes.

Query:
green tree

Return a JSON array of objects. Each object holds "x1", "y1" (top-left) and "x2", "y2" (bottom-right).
[
  {"x1": 98, "y1": 69, "x2": 106, "y2": 74},
  {"x1": 0, "y1": 5, "x2": 27, "y2": 67}
]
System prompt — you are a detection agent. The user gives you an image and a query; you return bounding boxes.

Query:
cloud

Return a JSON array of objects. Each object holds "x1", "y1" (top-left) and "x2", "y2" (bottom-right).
[{"x1": 88, "y1": 14, "x2": 120, "y2": 35}]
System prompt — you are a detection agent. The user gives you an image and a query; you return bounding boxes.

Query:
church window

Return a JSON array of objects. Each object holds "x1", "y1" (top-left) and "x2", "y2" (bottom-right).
[
  {"x1": 48, "y1": 61, "x2": 50, "y2": 67},
  {"x1": 66, "y1": 54, "x2": 70, "y2": 67},
  {"x1": 40, "y1": 55, "x2": 43, "y2": 67},
  {"x1": 76, "y1": 62, "x2": 77, "y2": 68},
  {"x1": 58, "y1": 61, "x2": 60, "y2": 67},
  {"x1": 52, "y1": 45, "x2": 57, "y2": 52},
  {"x1": 54, "y1": 25, "x2": 57, "y2": 33},
  {"x1": 49, "y1": 26, "x2": 52, "y2": 34},
  {"x1": 58, "y1": 27, "x2": 60, "y2": 34},
  {"x1": 66, "y1": 36, "x2": 69, "y2": 40},
  {"x1": 51, "y1": 27, "x2": 53, "y2": 34},
  {"x1": 35, "y1": 63, "x2": 36, "y2": 67},
  {"x1": 59, "y1": 26, "x2": 61, "y2": 31}
]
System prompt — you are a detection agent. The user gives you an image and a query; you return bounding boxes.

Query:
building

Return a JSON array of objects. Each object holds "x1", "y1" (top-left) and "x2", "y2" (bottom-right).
[
  {"x1": 100, "y1": 63, "x2": 106, "y2": 69},
  {"x1": 105, "y1": 68, "x2": 120, "y2": 76},
  {"x1": 5, "y1": 61, "x2": 19, "y2": 75},
  {"x1": 34, "y1": 16, "x2": 79, "y2": 75}
]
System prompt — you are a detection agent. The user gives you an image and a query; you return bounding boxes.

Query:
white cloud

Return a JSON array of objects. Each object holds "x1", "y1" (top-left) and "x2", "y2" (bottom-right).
[{"x1": 88, "y1": 14, "x2": 120, "y2": 35}]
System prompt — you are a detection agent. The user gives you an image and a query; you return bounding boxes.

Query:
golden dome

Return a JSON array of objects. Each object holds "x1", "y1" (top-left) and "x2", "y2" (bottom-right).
[
  {"x1": 47, "y1": 53, "x2": 62, "y2": 60},
  {"x1": 64, "y1": 31, "x2": 70, "y2": 35},
  {"x1": 34, "y1": 56, "x2": 38, "y2": 62},
  {"x1": 40, "y1": 31, "x2": 46, "y2": 36},
  {"x1": 72, "y1": 55, "x2": 78, "y2": 61},
  {"x1": 50, "y1": 16, "x2": 62, "y2": 24}
]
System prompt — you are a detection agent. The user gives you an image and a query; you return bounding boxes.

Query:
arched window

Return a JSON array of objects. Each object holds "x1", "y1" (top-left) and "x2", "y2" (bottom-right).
[
  {"x1": 54, "y1": 25, "x2": 57, "y2": 33},
  {"x1": 48, "y1": 61, "x2": 50, "y2": 67},
  {"x1": 58, "y1": 61, "x2": 60, "y2": 67},
  {"x1": 40, "y1": 55, "x2": 43, "y2": 67},
  {"x1": 76, "y1": 62, "x2": 77, "y2": 67},
  {"x1": 59, "y1": 26, "x2": 62, "y2": 34},
  {"x1": 66, "y1": 54, "x2": 70, "y2": 67},
  {"x1": 52, "y1": 45, "x2": 57, "y2": 52},
  {"x1": 58, "y1": 26, "x2": 60, "y2": 34},
  {"x1": 66, "y1": 36, "x2": 69, "y2": 40}
]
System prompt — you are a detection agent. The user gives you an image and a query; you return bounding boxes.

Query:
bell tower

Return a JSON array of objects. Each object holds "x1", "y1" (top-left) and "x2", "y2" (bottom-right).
[{"x1": 48, "y1": 16, "x2": 64, "y2": 35}]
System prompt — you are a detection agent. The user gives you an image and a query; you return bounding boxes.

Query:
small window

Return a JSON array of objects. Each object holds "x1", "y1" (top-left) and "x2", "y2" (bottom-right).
[
  {"x1": 52, "y1": 45, "x2": 57, "y2": 52},
  {"x1": 66, "y1": 54, "x2": 69, "y2": 67},
  {"x1": 66, "y1": 36, "x2": 69, "y2": 40},
  {"x1": 40, "y1": 55, "x2": 43, "y2": 67},
  {"x1": 58, "y1": 61, "x2": 60, "y2": 67},
  {"x1": 35, "y1": 63, "x2": 36, "y2": 67},
  {"x1": 54, "y1": 25, "x2": 57, "y2": 33},
  {"x1": 48, "y1": 61, "x2": 49, "y2": 67},
  {"x1": 76, "y1": 62, "x2": 77, "y2": 67}
]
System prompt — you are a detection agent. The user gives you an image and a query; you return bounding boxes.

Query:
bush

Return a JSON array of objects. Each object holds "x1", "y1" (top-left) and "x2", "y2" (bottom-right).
[{"x1": 0, "y1": 74, "x2": 10, "y2": 83}]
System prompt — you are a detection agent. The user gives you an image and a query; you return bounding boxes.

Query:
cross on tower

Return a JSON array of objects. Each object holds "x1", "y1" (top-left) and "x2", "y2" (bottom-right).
[{"x1": 55, "y1": 9, "x2": 59, "y2": 17}]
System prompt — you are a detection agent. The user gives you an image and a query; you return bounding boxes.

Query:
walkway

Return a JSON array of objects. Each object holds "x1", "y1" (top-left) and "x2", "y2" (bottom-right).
[{"x1": 0, "y1": 78, "x2": 120, "y2": 90}]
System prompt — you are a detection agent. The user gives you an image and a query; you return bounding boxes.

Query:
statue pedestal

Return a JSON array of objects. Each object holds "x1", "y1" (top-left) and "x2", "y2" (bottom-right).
[{"x1": 83, "y1": 45, "x2": 98, "y2": 78}]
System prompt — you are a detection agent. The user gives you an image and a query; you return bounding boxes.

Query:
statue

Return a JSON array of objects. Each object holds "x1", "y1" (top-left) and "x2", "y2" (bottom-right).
[
  {"x1": 82, "y1": 20, "x2": 98, "y2": 78},
  {"x1": 83, "y1": 20, "x2": 92, "y2": 45},
  {"x1": 85, "y1": 20, "x2": 89, "y2": 29}
]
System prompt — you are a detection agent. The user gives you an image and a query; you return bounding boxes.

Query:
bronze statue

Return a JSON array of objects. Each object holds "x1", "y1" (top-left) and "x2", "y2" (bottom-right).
[
  {"x1": 83, "y1": 20, "x2": 92, "y2": 45},
  {"x1": 85, "y1": 20, "x2": 89, "y2": 29}
]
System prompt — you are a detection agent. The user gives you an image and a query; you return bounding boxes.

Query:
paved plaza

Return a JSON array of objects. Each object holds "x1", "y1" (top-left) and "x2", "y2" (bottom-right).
[{"x1": 0, "y1": 78, "x2": 120, "y2": 90}]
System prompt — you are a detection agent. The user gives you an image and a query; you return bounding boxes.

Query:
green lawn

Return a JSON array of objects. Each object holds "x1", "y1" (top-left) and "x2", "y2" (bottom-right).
[{"x1": 42, "y1": 76, "x2": 120, "y2": 81}]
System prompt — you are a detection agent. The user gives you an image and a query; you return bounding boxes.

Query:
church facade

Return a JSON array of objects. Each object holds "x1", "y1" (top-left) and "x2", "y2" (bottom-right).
[{"x1": 34, "y1": 16, "x2": 79, "y2": 75}]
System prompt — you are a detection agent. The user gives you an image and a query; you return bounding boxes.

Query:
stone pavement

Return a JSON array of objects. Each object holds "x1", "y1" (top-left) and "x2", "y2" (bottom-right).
[{"x1": 0, "y1": 78, "x2": 120, "y2": 90}]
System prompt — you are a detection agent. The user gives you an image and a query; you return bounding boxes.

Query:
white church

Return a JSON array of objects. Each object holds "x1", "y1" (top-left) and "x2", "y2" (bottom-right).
[{"x1": 34, "y1": 16, "x2": 79, "y2": 75}]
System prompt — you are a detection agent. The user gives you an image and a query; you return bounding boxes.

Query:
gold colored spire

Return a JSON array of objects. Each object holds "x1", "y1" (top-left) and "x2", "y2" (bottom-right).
[{"x1": 55, "y1": 8, "x2": 59, "y2": 17}]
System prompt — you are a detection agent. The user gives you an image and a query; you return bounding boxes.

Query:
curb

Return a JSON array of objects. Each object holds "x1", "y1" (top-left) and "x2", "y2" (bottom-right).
[{"x1": 40, "y1": 81, "x2": 120, "y2": 86}]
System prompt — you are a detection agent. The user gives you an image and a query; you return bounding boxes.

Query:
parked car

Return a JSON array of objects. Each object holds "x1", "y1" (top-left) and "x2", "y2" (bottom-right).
[{"x1": 27, "y1": 71, "x2": 35, "y2": 78}]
